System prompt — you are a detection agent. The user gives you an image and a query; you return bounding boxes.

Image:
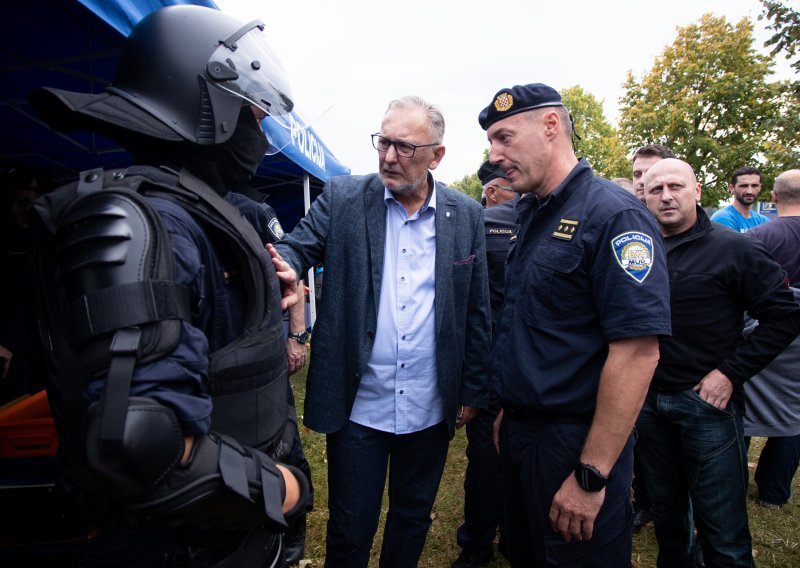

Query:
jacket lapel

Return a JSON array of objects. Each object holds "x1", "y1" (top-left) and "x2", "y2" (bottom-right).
[
  {"x1": 365, "y1": 176, "x2": 387, "y2": 316},
  {"x1": 435, "y1": 183, "x2": 456, "y2": 338}
]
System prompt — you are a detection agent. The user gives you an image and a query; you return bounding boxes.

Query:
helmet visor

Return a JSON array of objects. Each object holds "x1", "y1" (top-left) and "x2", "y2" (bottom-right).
[{"x1": 207, "y1": 22, "x2": 295, "y2": 128}]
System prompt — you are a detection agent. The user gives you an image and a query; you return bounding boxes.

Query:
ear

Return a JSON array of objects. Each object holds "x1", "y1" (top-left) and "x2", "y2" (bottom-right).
[
  {"x1": 543, "y1": 110, "x2": 559, "y2": 138},
  {"x1": 695, "y1": 182, "x2": 702, "y2": 203},
  {"x1": 728, "y1": 183, "x2": 734, "y2": 194},
  {"x1": 428, "y1": 145, "x2": 446, "y2": 170},
  {"x1": 771, "y1": 190, "x2": 778, "y2": 205}
]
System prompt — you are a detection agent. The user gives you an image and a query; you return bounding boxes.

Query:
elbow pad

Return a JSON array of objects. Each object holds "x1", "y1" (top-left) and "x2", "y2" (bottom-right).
[{"x1": 86, "y1": 397, "x2": 311, "y2": 533}]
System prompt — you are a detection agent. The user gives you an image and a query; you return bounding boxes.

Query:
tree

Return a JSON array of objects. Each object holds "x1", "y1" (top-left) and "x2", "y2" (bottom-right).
[
  {"x1": 449, "y1": 170, "x2": 483, "y2": 202},
  {"x1": 760, "y1": 0, "x2": 800, "y2": 75},
  {"x1": 561, "y1": 86, "x2": 630, "y2": 180},
  {"x1": 449, "y1": 148, "x2": 489, "y2": 202},
  {"x1": 619, "y1": 14, "x2": 798, "y2": 206}
]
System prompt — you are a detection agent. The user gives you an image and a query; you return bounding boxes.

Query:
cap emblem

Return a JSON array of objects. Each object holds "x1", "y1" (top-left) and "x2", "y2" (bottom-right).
[{"x1": 494, "y1": 93, "x2": 514, "y2": 112}]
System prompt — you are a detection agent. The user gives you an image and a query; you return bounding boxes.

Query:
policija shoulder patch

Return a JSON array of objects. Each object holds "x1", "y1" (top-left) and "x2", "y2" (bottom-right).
[
  {"x1": 269, "y1": 217, "x2": 285, "y2": 240},
  {"x1": 611, "y1": 231, "x2": 653, "y2": 283}
]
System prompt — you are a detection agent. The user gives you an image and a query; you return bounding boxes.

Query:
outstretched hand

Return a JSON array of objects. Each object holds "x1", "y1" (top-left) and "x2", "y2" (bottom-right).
[{"x1": 266, "y1": 244, "x2": 298, "y2": 311}]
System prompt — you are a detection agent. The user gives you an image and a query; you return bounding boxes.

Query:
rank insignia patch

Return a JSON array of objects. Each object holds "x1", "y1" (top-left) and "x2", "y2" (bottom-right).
[
  {"x1": 494, "y1": 93, "x2": 514, "y2": 112},
  {"x1": 552, "y1": 218, "x2": 579, "y2": 240},
  {"x1": 611, "y1": 231, "x2": 654, "y2": 283},
  {"x1": 268, "y1": 217, "x2": 285, "y2": 240}
]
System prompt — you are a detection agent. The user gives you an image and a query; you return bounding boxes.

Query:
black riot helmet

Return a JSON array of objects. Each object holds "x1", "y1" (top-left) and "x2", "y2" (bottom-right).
[{"x1": 30, "y1": 5, "x2": 293, "y2": 146}]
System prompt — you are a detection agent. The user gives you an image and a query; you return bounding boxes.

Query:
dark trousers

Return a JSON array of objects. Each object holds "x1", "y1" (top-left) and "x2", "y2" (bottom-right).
[
  {"x1": 324, "y1": 420, "x2": 449, "y2": 568},
  {"x1": 457, "y1": 391, "x2": 502, "y2": 554},
  {"x1": 748, "y1": 434, "x2": 800, "y2": 506},
  {"x1": 632, "y1": 435, "x2": 652, "y2": 511},
  {"x1": 636, "y1": 389, "x2": 754, "y2": 568},
  {"x1": 499, "y1": 413, "x2": 634, "y2": 567}
]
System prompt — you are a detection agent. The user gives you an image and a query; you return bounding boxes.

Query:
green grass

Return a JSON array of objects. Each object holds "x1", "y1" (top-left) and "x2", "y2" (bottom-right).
[{"x1": 290, "y1": 370, "x2": 800, "y2": 567}]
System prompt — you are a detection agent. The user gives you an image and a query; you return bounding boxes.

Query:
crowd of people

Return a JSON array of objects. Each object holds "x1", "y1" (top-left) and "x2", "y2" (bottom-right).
[{"x1": 2, "y1": 5, "x2": 798, "y2": 568}]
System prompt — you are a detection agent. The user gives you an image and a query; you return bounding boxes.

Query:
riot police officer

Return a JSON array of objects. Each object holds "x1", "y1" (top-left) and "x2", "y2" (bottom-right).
[{"x1": 28, "y1": 6, "x2": 310, "y2": 566}]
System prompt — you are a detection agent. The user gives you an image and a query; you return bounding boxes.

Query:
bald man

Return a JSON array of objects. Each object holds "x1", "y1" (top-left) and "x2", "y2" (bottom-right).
[
  {"x1": 744, "y1": 169, "x2": 800, "y2": 509},
  {"x1": 637, "y1": 159, "x2": 800, "y2": 567}
]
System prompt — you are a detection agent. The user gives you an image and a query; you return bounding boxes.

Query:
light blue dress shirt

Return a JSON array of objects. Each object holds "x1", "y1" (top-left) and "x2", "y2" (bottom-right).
[{"x1": 350, "y1": 181, "x2": 443, "y2": 434}]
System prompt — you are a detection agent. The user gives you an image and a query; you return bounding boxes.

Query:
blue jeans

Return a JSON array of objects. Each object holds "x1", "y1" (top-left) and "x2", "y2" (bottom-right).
[
  {"x1": 636, "y1": 389, "x2": 754, "y2": 568},
  {"x1": 749, "y1": 434, "x2": 800, "y2": 505},
  {"x1": 324, "y1": 420, "x2": 449, "y2": 568}
]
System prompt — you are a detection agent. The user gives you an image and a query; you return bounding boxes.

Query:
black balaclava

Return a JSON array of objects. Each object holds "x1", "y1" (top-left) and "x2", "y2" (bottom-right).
[
  {"x1": 120, "y1": 105, "x2": 269, "y2": 196},
  {"x1": 188, "y1": 105, "x2": 270, "y2": 196}
]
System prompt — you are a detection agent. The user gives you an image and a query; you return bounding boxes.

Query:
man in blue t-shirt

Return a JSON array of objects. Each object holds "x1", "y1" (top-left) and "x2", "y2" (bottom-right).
[{"x1": 710, "y1": 166, "x2": 770, "y2": 232}]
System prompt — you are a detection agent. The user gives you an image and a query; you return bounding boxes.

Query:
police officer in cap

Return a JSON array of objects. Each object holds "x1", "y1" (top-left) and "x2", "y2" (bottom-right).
[
  {"x1": 29, "y1": 5, "x2": 310, "y2": 566},
  {"x1": 453, "y1": 161, "x2": 517, "y2": 567},
  {"x1": 480, "y1": 83, "x2": 671, "y2": 566}
]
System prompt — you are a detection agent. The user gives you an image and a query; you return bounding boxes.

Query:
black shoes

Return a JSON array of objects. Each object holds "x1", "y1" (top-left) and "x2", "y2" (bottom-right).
[{"x1": 452, "y1": 547, "x2": 493, "y2": 568}]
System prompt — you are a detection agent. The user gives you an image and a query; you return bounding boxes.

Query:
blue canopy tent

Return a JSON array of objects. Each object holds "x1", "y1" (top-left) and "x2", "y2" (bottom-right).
[{"x1": 0, "y1": 0, "x2": 348, "y2": 231}]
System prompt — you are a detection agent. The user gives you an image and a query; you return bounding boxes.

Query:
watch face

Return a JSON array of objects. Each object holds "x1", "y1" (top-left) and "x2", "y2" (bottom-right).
[
  {"x1": 576, "y1": 464, "x2": 607, "y2": 492},
  {"x1": 291, "y1": 331, "x2": 309, "y2": 343}
]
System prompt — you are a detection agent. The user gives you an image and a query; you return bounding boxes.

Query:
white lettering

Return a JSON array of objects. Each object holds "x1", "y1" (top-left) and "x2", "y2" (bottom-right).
[
  {"x1": 288, "y1": 115, "x2": 327, "y2": 172},
  {"x1": 614, "y1": 232, "x2": 651, "y2": 248}
]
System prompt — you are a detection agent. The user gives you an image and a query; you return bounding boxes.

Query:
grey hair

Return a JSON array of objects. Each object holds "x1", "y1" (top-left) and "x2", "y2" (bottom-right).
[
  {"x1": 385, "y1": 96, "x2": 445, "y2": 144},
  {"x1": 528, "y1": 105, "x2": 573, "y2": 140}
]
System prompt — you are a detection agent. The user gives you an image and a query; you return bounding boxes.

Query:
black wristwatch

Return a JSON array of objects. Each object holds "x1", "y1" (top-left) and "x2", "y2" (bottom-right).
[
  {"x1": 288, "y1": 331, "x2": 309, "y2": 344},
  {"x1": 574, "y1": 462, "x2": 610, "y2": 492}
]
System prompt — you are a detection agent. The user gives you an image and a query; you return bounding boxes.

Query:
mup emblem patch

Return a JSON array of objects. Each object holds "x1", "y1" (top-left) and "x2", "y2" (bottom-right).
[
  {"x1": 268, "y1": 217, "x2": 285, "y2": 240},
  {"x1": 611, "y1": 231, "x2": 653, "y2": 283}
]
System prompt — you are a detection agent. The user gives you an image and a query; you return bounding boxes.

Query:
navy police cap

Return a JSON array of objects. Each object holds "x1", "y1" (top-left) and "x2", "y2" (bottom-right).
[
  {"x1": 477, "y1": 161, "x2": 506, "y2": 186},
  {"x1": 478, "y1": 83, "x2": 563, "y2": 130}
]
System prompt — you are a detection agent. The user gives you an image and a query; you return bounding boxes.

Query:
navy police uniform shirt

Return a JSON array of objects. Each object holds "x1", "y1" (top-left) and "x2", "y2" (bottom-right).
[
  {"x1": 484, "y1": 198, "x2": 517, "y2": 329},
  {"x1": 491, "y1": 159, "x2": 671, "y2": 416},
  {"x1": 225, "y1": 192, "x2": 285, "y2": 245}
]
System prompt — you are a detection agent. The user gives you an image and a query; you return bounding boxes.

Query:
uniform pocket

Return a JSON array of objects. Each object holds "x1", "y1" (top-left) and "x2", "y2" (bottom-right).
[{"x1": 528, "y1": 244, "x2": 587, "y2": 321}]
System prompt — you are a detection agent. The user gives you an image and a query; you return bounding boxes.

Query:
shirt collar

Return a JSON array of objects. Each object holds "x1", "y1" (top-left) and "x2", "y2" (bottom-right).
[
  {"x1": 516, "y1": 159, "x2": 591, "y2": 217},
  {"x1": 384, "y1": 172, "x2": 437, "y2": 213}
]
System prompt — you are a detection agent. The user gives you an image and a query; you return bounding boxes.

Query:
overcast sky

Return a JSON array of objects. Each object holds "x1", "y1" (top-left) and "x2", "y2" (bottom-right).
[{"x1": 216, "y1": 0, "x2": 795, "y2": 184}]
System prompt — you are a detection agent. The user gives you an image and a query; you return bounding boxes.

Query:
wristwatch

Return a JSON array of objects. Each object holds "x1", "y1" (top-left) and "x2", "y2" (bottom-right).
[
  {"x1": 574, "y1": 462, "x2": 611, "y2": 492},
  {"x1": 288, "y1": 330, "x2": 309, "y2": 345}
]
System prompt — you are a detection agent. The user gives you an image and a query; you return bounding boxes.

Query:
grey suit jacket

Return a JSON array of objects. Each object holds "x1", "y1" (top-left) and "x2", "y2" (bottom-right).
[{"x1": 276, "y1": 173, "x2": 491, "y2": 438}]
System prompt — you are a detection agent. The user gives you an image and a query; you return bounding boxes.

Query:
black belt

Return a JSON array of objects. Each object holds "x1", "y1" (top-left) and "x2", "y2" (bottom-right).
[{"x1": 504, "y1": 406, "x2": 593, "y2": 424}]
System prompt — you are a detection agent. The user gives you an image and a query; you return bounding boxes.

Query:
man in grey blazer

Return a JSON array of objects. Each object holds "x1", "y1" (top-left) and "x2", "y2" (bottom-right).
[{"x1": 274, "y1": 96, "x2": 492, "y2": 567}]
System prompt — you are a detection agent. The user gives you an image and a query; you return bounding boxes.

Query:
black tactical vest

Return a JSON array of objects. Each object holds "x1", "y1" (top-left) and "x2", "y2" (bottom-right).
[{"x1": 31, "y1": 166, "x2": 288, "y2": 493}]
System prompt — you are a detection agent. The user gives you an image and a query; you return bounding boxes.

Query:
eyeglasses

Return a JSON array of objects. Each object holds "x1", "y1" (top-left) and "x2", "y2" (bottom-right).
[
  {"x1": 488, "y1": 184, "x2": 514, "y2": 192},
  {"x1": 371, "y1": 133, "x2": 439, "y2": 158}
]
